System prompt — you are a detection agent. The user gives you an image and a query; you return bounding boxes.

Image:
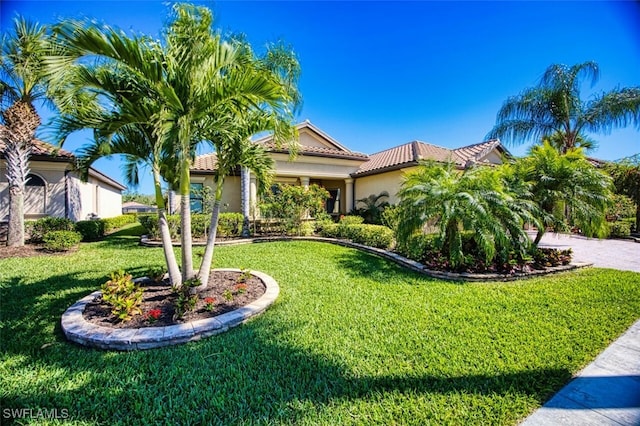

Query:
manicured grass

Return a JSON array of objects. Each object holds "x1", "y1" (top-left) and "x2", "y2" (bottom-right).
[{"x1": 1, "y1": 223, "x2": 639, "y2": 425}]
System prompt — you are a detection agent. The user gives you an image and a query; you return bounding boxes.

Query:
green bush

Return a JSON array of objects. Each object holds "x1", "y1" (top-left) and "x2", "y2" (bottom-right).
[
  {"x1": 190, "y1": 214, "x2": 210, "y2": 239},
  {"x1": 608, "y1": 220, "x2": 632, "y2": 238},
  {"x1": 217, "y1": 212, "x2": 244, "y2": 237},
  {"x1": 395, "y1": 233, "x2": 437, "y2": 262},
  {"x1": 339, "y1": 215, "x2": 364, "y2": 226},
  {"x1": 42, "y1": 230, "x2": 82, "y2": 252},
  {"x1": 75, "y1": 220, "x2": 106, "y2": 241},
  {"x1": 320, "y1": 223, "x2": 394, "y2": 249},
  {"x1": 103, "y1": 214, "x2": 137, "y2": 232},
  {"x1": 138, "y1": 214, "x2": 179, "y2": 239},
  {"x1": 101, "y1": 270, "x2": 143, "y2": 322},
  {"x1": 28, "y1": 217, "x2": 75, "y2": 243}
]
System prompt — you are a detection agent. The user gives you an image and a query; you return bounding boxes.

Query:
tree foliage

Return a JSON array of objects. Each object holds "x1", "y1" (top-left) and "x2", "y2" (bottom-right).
[
  {"x1": 488, "y1": 62, "x2": 640, "y2": 154},
  {"x1": 605, "y1": 160, "x2": 640, "y2": 231},
  {"x1": 396, "y1": 162, "x2": 538, "y2": 268}
]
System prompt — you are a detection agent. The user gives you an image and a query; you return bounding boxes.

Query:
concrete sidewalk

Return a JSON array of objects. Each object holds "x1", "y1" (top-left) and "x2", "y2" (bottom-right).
[{"x1": 521, "y1": 320, "x2": 640, "y2": 425}]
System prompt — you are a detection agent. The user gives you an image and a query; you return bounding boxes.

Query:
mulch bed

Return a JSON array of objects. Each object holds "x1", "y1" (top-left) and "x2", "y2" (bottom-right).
[
  {"x1": 83, "y1": 270, "x2": 266, "y2": 329},
  {"x1": 0, "y1": 244, "x2": 76, "y2": 259}
]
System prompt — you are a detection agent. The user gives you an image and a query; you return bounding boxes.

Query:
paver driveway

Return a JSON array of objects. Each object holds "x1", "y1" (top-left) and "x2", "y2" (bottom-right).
[{"x1": 534, "y1": 232, "x2": 640, "y2": 273}]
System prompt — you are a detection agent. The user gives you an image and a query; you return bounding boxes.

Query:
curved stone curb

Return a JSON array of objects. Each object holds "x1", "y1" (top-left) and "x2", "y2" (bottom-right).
[
  {"x1": 140, "y1": 235, "x2": 592, "y2": 282},
  {"x1": 61, "y1": 269, "x2": 279, "y2": 351}
]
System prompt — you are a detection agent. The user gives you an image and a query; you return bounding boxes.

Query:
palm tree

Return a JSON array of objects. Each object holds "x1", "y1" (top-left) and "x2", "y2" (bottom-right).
[
  {"x1": 515, "y1": 142, "x2": 613, "y2": 244},
  {"x1": 355, "y1": 191, "x2": 390, "y2": 224},
  {"x1": 1, "y1": 18, "x2": 51, "y2": 246},
  {"x1": 488, "y1": 62, "x2": 640, "y2": 153},
  {"x1": 396, "y1": 162, "x2": 538, "y2": 268},
  {"x1": 48, "y1": 4, "x2": 299, "y2": 288}
]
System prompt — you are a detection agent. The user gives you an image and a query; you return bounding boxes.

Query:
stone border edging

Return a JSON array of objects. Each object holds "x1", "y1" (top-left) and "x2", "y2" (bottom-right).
[
  {"x1": 61, "y1": 269, "x2": 279, "y2": 351},
  {"x1": 140, "y1": 235, "x2": 592, "y2": 282}
]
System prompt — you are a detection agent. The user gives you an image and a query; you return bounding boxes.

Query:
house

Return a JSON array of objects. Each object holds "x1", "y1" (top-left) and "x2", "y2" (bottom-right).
[
  {"x1": 186, "y1": 120, "x2": 509, "y2": 216},
  {"x1": 0, "y1": 130, "x2": 126, "y2": 222},
  {"x1": 122, "y1": 201, "x2": 157, "y2": 214}
]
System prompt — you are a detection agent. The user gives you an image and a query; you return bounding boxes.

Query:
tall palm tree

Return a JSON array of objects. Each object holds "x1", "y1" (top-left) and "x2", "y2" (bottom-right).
[
  {"x1": 397, "y1": 162, "x2": 538, "y2": 268},
  {"x1": 488, "y1": 62, "x2": 640, "y2": 153},
  {"x1": 1, "y1": 18, "x2": 51, "y2": 246},
  {"x1": 515, "y1": 142, "x2": 613, "y2": 244},
  {"x1": 48, "y1": 4, "x2": 299, "y2": 288}
]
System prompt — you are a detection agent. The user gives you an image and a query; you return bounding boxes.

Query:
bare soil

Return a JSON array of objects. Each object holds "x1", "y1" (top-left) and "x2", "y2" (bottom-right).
[
  {"x1": 83, "y1": 270, "x2": 266, "y2": 329},
  {"x1": 0, "y1": 244, "x2": 76, "y2": 259}
]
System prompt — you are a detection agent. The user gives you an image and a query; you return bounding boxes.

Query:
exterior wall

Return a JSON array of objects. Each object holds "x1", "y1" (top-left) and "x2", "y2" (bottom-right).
[
  {"x1": 179, "y1": 174, "x2": 242, "y2": 214},
  {"x1": 354, "y1": 168, "x2": 415, "y2": 206},
  {"x1": 0, "y1": 159, "x2": 123, "y2": 222},
  {"x1": 0, "y1": 160, "x2": 68, "y2": 220}
]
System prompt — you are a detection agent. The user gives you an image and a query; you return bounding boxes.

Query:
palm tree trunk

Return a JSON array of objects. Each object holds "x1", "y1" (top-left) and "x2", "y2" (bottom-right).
[
  {"x1": 240, "y1": 166, "x2": 250, "y2": 237},
  {"x1": 197, "y1": 174, "x2": 225, "y2": 289},
  {"x1": 153, "y1": 168, "x2": 181, "y2": 286},
  {"x1": 179, "y1": 158, "x2": 194, "y2": 282},
  {"x1": 533, "y1": 227, "x2": 545, "y2": 245},
  {"x1": 7, "y1": 185, "x2": 25, "y2": 247},
  {"x1": 5, "y1": 139, "x2": 30, "y2": 247}
]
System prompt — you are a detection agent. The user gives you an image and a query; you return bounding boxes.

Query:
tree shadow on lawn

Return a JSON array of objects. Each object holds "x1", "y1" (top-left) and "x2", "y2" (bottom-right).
[
  {"x1": 333, "y1": 248, "x2": 442, "y2": 285},
  {"x1": 2, "y1": 270, "x2": 572, "y2": 425}
]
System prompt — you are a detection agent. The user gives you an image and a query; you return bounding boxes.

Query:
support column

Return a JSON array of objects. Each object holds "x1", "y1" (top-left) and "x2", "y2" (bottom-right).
[
  {"x1": 240, "y1": 166, "x2": 250, "y2": 237},
  {"x1": 300, "y1": 176, "x2": 310, "y2": 189},
  {"x1": 344, "y1": 178, "x2": 354, "y2": 213},
  {"x1": 249, "y1": 175, "x2": 258, "y2": 218}
]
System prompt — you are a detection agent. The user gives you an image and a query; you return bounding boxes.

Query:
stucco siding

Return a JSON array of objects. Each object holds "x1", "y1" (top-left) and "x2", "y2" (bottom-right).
[{"x1": 354, "y1": 168, "x2": 413, "y2": 205}]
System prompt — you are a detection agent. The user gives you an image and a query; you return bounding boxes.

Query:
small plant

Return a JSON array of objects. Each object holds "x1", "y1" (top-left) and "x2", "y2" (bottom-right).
[
  {"x1": 173, "y1": 281, "x2": 199, "y2": 320},
  {"x1": 42, "y1": 230, "x2": 82, "y2": 252},
  {"x1": 144, "y1": 309, "x2": 162, "y2": 323},
  {"x1": 28, "y1": 217, "x2": 75, "y2": 243},
  {"x1": 234, "y1": 283, "x2": 248, "y2": 295},
  {"x1": 146, "y1": 266, "x2": 166, "y2": 283},
  {"x1": 237, "y1": 268, "x2": 252, "y2": 283},
  {"x1": 222, "y1": 289, "x2": 234, "y2": 301},
  {"x1": 101, "y1": 270, "x2": 143, "y2": 322},
  {"x1": 204, "y1": 297, "x2": 216, "y2": 311}
]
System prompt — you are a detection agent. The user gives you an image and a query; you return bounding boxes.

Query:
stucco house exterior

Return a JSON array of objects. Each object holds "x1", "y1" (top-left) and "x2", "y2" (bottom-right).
[
  {"x1": 186, "y1": 120, "x2": 509, "y2": 217},
  {"x1": 0, "y1": 131, "x2": 126, "y2": 222}
]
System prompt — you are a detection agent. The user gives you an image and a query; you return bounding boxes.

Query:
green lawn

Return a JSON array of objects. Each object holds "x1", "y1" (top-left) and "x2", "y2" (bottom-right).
[{"x1": 1, "y1": 224, "x2": 639, "y2": 425}]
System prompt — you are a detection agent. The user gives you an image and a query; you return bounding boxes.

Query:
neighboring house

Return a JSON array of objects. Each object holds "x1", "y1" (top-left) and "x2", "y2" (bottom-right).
[
  {"x1": 186, "y1": 120, "x2": 510, "y2": 216},
  {"x1": 122, "y1": 201, "x2": 157, "y2": 214},
  {"x1": 0, "y1": 130, "x2": 126, "y2": 222}
]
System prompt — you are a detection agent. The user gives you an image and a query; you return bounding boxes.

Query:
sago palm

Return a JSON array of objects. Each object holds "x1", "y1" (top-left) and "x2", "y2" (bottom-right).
[{"x1": 488, "y1": 61, "x2": 640, "y2": 153}]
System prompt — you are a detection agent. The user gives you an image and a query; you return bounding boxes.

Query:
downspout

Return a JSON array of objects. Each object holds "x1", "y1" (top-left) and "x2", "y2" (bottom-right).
[{"x1": 64, "y1": 169, "x2": 69, "y2": 219}]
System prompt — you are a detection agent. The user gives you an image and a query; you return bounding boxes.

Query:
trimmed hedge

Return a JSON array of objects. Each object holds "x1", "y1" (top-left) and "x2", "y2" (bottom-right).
[
  {"x1": 28, "y1": 217, "x2": 75, "y2": 243},
  {"x1": 320, "y1": 223, "x2": 394, "y2": 249},
  {"x1": 103, "y1": 214, "x2": 137, "y2": 232},
  {"x1": 75, "y1": 220, "x2": 106, "y2": 241},
  {"x1": 138, "y1": 212, "x2": 245, "y2": 239},
  {"x1": 608, "y1": 220, "x2": 632, "y2": 238},
  {"x1": 42, "y1": 230, "x2": 82, "y2": 252}
]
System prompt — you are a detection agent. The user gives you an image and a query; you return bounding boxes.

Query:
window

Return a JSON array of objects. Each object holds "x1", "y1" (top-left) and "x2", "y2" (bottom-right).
[
  {"x1": 190, "y1": 183, "x2": 204, "y2": 213},
  {"x1": 25, "y1": 174, "x2": 46, "y2": 214}
]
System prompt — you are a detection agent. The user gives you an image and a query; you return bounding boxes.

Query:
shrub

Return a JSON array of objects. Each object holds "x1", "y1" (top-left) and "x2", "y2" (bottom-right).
[
  {"x1": 190, "y1": 214, "x2": 210, "y2": 239},
  {"x1": 101, "y1": 270, "x2": 143, "y2": 322},
  {"x1": 338, "y1": 215, "x2": 364, "y2": 226},
  {"x1": 217, "y1": 212, "x2": 244, "y2": 237},
  {"x1": 380, "y1": 205, "x2": 400, "y2": 232},
  {"x1": 75, "y1": 220, "x2": 106, "y2": 241},
  {"x1": 103, "y1": 214, "x2": 137, "y2": 232},
  {"x1": 137, "y1": 214, "x2": 179, "y2": 239},
  {"x1": 260, "y1": 184, "x2": 330, "y2": 235},
  {"x1": 320, "y1": 223, "x2": 394, "y2": 249},
  {"x1": 608, "y1": 221, "x2": 632, "y2": 238},
  {"x1": 42, "y1": 230, "x2": 82, "y2": 252},
  {"x1": 395, "y1": 233, "x2": 437, "y2": 263},
  {"x1": 28, "y1": 217, "x2": 75, "y2": 243}
]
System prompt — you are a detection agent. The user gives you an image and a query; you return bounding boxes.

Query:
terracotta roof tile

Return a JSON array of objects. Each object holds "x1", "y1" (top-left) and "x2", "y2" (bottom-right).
[
  {"x1": 0, "y1": 126, "x2": 74, "y2": 159},
  {"x1": 192, "y1": 153, "x2": 218, "y2": 171},
  {"x1": 260, "y1": 141, "x2": 369, "y2": 160},
  {"x1": 354, "y1": 141, "x2": 459, "y2": 176},
  {"x1": 452, "y1": 139, "x2": 502, "y2": 166}
]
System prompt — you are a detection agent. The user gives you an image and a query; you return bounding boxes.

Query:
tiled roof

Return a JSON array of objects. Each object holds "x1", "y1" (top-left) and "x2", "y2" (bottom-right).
[
  {"x1": 192, "y1": 153, "x2": 218, "y2": 171},
  {"x1": 354, "y1": 141, "x2": 458, "y2": 176},
  {"x1": 452, "y1": 139, "x2": 503, "y2": 166},
  {"x1": 0, "y1": 126, "x2": 74, "y2": 159},
  {"x1": 353, "y1": 139, "x2": 506, "y2": 176},
  {"x1": 260, "y1": 141, "x2": 369, "y2": 160}
]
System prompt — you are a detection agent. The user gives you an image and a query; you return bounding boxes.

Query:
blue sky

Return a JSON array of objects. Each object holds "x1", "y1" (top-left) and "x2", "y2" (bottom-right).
[{"x1": 2, "y1": 0, "x2": 639, "y2": 195}]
